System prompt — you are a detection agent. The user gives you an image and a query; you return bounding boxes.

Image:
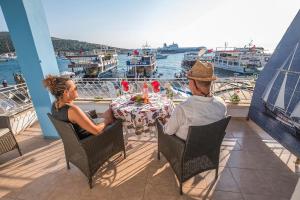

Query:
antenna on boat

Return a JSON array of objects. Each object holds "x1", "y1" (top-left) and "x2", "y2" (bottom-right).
[{"x1": 249, "y1": 40, "x2": 253, "y2": 48}]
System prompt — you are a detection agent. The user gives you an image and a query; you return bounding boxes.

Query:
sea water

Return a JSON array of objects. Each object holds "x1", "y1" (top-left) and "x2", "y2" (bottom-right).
[{"x1": 0, "y1": 53, "x2": 235, "y2": 85}]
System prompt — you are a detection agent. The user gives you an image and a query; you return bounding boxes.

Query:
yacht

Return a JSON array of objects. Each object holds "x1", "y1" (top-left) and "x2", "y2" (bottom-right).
[
  {"x1": 126, "y1": 45, "x2": 157, "y2": 78},
  {"x1": 67, "y1": 51, "x2": 118, "y2": 78},
  {"x1": 212, "y1": 44, "x2": 271, "y2": 74}
]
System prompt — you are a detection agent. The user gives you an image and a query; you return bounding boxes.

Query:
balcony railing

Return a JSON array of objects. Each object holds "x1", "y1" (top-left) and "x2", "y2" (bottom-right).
[
  {"x1": 0, "y1": 77, "x2": 255, "y2": 115},
  {"x1": 73, "y1": 77, "x2": 255, "y2": 103},
  {"x1": 0, "y1": 83, "x2": 32, "y2": 115}
]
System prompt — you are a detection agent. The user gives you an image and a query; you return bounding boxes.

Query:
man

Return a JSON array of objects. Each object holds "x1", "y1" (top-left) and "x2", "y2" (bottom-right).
[{"x1": 163, "y1": 61, "x2": 227, "y2": 140}]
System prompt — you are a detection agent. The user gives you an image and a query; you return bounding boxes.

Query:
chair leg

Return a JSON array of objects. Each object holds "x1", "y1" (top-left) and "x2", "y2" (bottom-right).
[
  {"x1": 89, "y1": 177, "x2": 93, "y2": 189},
  {"x1": 16, "y1": 144, "x2": 22, "y2": 156},
  {"x1": 123, "y1": 149, "x2": 126, "y2": 159},
  {"x1": 215, "y1": 168, "x2": 219, "y2": 180},
  {"x1": 179, "y1": 182, "x2": 183, "y2": 195},
  {"x1": 12, "y1": 132, "x2": 22, "y2": 156},
  {"x1": 157, "y1": 151, "x2": 160, "y2": 160},
  {"x1": 66, "y1": 160, "x2": 70, "y2": 170}
]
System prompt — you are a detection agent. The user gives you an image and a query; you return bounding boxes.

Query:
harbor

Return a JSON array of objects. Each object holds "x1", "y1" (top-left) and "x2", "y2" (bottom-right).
[{"x1": 0, "y1": 0, "x2": 299, "y2": 199}]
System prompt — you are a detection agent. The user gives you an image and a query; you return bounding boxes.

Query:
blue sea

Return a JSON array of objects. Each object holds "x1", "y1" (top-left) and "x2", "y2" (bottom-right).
[{"x1": 0, "y1": 53, "x2": 234, "y2": 85}]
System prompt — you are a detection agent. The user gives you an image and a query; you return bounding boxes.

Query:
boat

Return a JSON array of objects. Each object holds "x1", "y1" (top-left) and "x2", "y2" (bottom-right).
[
  {"x1": 212, "y1": 43, "x2": 271, "y2": 74},
  {"x1": 66, "y1": 51, "x2": 118, "y2": 78},
  {"x1": 262, "y1": 42, "x2": 300, "y2": 136},
  {"x1": 181, "y1": 48, "x2": 207, "y2": 72},
  {"x1": 0, "y1": 53, "x2": 16, "y2": 62},
  {"x1": 126, "y1": 45, "x2": 157, "y2": 78},
  {"x1": 156, "y1": 53, "x2": 168, "y2": 59},
  {"x1": 157, "y1": 42, "x2": 204, "y2": 54}
]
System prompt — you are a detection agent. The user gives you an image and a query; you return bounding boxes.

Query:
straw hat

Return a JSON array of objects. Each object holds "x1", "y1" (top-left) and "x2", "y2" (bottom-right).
[{"x1": 187, "y1": 61, "x2": 217, "y2": 81}]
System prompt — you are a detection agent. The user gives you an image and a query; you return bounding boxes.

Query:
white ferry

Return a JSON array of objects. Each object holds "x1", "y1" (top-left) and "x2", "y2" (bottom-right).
[
  {"x1": 67, "y1": 51, "x2": 118, "y2": 78},
  {"x1": 212, "y1": 44, "x2": 271, "y2": 74},
  {"x1": 126, "y1": 45, "x2": 157, "y2": 78}
]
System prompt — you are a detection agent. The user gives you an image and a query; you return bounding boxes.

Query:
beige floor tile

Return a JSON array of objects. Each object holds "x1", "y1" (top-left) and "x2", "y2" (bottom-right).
[
  {"x1": 207, "y1": 168, "x2": 240, "y2": 193},
  {"x1": 111, "y1": 177, "x2": 146, "y2": 200},
  {"x1": 0, "y1": 118, "x2": 298, "y2": 200},
  {"x1": 230, "y1": 168, "x2": 273, "y2": 196},
  {"x1": 210, "y1": 191, "x2": 243, "y2": 200},
  {"x1": 144, "y1": 182, "x2": 178, "y2": 197},
  {"x1": 179, "y1": 187, "x2": 211, "y2": 200},
  {"x1": 147, "y1": 164, "x2": 177, "y2": 186},
  {"x1": 243, "y1": 194, "x2": 289, "y2": 200},
  {"x1": 257, "y1": 170, "x2": 298, "y2": 199},
  {"x1": 219, "y1": 150, "x2": 231, "y2": 167}
]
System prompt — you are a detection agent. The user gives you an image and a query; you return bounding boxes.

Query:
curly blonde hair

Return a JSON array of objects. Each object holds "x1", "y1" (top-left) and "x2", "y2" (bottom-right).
[{"x1": 43, "y1": 75, "x2": 71, "y2": 101}]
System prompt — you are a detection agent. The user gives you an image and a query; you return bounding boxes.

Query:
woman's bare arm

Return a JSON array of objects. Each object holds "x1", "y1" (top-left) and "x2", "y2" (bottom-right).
[{"x1": 68, "y1": 105, "x2": 107, "y2": 135}]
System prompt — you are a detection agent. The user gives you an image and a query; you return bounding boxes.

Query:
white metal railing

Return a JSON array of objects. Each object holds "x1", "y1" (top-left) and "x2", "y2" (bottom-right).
[
  {"x1": 0, "y1": 83, "x2": 32, "y2": 115},
  {"x1": 0, "y1": 77, "x2": 255, "y2": 115},
  {"x1": 72, "y1": 77, "x2": 255, "y2": 103}
]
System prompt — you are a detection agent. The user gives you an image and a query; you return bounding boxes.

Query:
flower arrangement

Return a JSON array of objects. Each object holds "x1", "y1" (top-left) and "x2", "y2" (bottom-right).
[
  {"x1": 230, "y1": 90, "x2": 241, "y2": 104},
  {"x1": 151, "y1": 80, "x2": 160, "y2": 93},
  {"x1": 130, "y1": 94, "x2": 148, "y2": 104},
  {"x1": 121, "y1": 80, "x2": 129, "y2": 92}
]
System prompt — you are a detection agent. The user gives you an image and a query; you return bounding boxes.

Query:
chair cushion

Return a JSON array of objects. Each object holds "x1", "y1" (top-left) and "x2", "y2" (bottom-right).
[{"x1": 0, "y1": 128, "x2": 10, "y2": 137}]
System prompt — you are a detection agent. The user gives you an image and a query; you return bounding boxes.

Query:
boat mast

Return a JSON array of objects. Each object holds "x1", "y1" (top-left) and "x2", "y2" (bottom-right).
[
  {"x1": 274, "y1": 43, "x2": 298, "y2": 110},
  {"x1": 262, "y1": 52, "x2": 292, "y2": 102},
  {"x1": 285, "y1": 42, "x2": 300, "y2": 114}
]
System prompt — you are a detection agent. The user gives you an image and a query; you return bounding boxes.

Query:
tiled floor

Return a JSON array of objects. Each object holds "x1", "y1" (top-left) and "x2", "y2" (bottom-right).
[{"x1": 0, "y1": 118, "x2": 298, "y2": 200}]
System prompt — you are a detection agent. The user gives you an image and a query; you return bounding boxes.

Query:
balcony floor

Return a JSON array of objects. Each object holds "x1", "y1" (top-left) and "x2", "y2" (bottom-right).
[{"x1": 0, "y1": 118, "x2": 299, "y2": 200}]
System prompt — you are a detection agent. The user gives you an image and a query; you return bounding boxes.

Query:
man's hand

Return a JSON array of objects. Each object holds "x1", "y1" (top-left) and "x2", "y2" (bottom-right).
[
  {"x1": 103, "y1": 108, "x2": 115, "y2": 125},
  {"x1": 158, "y1": 117, "x2": 167, "y2": 125}
]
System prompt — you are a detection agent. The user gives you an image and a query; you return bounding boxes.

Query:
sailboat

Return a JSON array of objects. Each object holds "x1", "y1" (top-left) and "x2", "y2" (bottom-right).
[{"x1": 262, "y1": 42, "x2": 300, "y2": 134}]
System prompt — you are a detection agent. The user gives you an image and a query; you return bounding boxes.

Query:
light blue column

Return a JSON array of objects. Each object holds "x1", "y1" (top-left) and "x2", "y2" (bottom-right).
[{"x1": 0, "y1": 0, "x2": 59, "y2": 138}]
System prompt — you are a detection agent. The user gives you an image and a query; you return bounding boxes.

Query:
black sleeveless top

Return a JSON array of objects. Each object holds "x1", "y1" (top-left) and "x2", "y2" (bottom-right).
[{"x1": 51, "y1": 103, "x2": 91, "y2": 140}]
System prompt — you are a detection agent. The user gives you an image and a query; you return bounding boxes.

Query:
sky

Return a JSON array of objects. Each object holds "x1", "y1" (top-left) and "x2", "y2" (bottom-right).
[{"x1": 0, "y1": 0, "x2": 300, "y2": 51}]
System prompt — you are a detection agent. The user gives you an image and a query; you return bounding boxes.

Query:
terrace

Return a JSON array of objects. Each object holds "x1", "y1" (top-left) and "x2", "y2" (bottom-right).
[
  {"x1": 0, "y1": 79, "x2": 299, "y2": 200},
  {"x1": 0, "y1": 1, "x2": 299, "y2": 199}
]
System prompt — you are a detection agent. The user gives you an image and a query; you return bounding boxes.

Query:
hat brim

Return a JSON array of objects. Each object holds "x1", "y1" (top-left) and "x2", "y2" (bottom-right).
[{"x1": 187, "y1": 75, "x2": 217, "y2": 81}]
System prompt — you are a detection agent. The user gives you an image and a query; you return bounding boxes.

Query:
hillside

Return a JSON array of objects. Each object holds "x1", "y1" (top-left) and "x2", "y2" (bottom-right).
[{"x1": 0, "y1": 32, "x2": 128, "y2": 54}]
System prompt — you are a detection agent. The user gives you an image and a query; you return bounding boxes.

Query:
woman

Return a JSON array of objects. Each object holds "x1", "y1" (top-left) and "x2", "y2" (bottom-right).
[{"x1": 43, "y1": 75, "x2": 114, "y2": 139}]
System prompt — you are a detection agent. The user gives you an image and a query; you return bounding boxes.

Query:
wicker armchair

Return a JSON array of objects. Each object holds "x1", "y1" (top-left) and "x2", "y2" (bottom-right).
[
  {"x1": 48, "y1": 114, "x2": 126, "y2": 188},
  {"x1": 0, "y1": 116, "x2": 22, "y2": 156},
  {"x1": 157, "y1": 116, "x2": 231, "y2": 194}
]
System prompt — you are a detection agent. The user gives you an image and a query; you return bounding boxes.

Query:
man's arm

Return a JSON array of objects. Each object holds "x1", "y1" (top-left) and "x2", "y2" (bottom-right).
[{"x1": 163, "y1": 105, "x2": 184, "y2": 135}]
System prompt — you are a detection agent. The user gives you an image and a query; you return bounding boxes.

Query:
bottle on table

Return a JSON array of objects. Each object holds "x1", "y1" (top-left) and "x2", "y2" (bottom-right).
[{"x1": 143, "y1": 81, "x2": 149, "y2": 103}]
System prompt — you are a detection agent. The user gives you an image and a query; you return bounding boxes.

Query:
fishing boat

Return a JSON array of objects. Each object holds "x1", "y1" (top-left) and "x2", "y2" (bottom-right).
[
  {"x1": 0, "y1": 53, "x2": 16, "y2": 62},
  {"x1": 212, "y1": 43, "x2": 271, "y2": 74},
  {"x1": 67, "y1": 51, "x2": 118, "y2": 78},
  {"x1": 126, "y1": 45, "x2": 157, "y2": 78},
  {"x1": 262, "y1": 42, "x2": 300, "y2": 136}
]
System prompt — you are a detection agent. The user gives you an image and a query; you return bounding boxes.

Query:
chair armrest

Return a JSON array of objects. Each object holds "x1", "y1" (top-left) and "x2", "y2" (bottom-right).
[
  {"x1": 80, "y1": 119, "x2": 123, "y2": 148},
  {"x1": 0, "y1": 116, "x2": 11, "y2": 130},
  {"x1": 157, "y1": 119, "x2": 185, "y2": 162}
]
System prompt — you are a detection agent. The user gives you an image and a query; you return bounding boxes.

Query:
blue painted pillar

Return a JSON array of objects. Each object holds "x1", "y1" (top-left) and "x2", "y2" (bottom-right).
[{"x1": 0, "y1": 0, "x2": 59, "y2": 138}]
